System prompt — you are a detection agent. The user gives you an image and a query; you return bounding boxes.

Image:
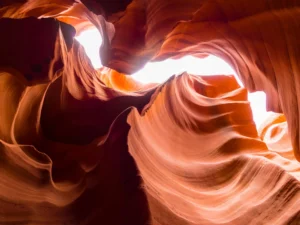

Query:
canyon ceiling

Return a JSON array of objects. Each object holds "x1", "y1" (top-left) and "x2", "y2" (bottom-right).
[{"x1": 0, "y1": 0, "x2": 300, "y2": 224}]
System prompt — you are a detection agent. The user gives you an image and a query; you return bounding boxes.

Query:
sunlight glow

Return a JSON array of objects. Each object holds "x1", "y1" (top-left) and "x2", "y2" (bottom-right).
[
  {"x1": 75, "y1": 29, "x2": 271, "y2": 128},
  {"x1": 132, "y1": 55, "x2": 240, "y2": 85},
  {"x1": 75, "y1": 28, "x2": 103, "y2": 69}
]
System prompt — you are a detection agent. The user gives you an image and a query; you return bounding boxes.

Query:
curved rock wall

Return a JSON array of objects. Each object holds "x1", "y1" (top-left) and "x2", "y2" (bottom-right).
[{"x1": 0, "y1": 1, "x2": 299, "y2": 224}]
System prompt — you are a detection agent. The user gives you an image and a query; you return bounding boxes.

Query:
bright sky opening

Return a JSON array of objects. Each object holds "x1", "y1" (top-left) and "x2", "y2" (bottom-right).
[
  {"x1": 75, "y1": 28, "x2": 103, "y2": 69},
  {"x1": 75, "y1": 28, "x2": 271, "y2": 128}
]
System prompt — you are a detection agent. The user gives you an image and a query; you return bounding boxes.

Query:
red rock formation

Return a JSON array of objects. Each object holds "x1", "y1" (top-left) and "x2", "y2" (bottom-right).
[
  {"x1": 128, "y1": 73, "x2": 300, "y2": 224},
  {"x1": 0, "y1": 0, "x2": 300, "y2": 224}
]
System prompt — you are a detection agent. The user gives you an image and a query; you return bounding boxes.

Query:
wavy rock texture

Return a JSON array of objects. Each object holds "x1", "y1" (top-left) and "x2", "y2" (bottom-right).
[
  {"x1": 0, "y1": 69, "x2": 152, "y2": 224},
  {"x1": 128, "y1": 73, "x2": 300, "y2": 224},
  {"x1": 1, "y1": 0, "x2": 300, "y2": 224},
  {"x1": 106, "y1": 0, "x2": 300, "y2": 160}
]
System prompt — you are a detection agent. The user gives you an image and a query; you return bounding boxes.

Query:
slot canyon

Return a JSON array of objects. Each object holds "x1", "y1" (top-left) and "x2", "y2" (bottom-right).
[{"x1": 0, "y1": 0, "x2": 300, "y2": 224}]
